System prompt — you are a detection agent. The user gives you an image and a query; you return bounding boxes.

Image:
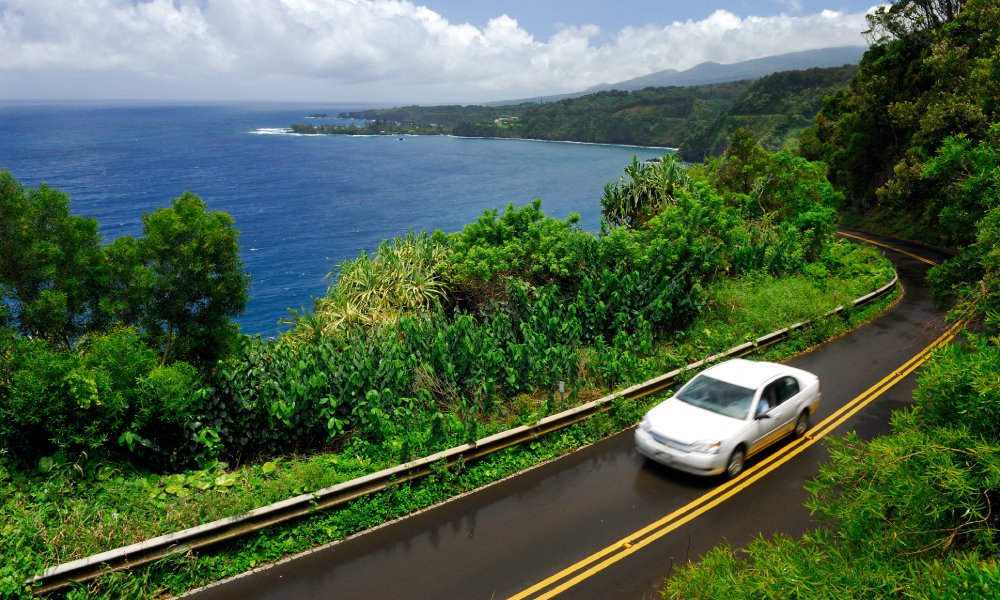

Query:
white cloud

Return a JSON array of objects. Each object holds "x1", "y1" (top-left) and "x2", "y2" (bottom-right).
[{"x1": 0, "y1": 0, "x2": 871, "y2": 102}]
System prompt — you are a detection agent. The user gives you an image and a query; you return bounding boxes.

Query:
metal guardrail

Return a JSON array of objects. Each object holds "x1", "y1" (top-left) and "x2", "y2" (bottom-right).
[{"x1": 29, "y1": 274, "x2": 898, "y2": 594}]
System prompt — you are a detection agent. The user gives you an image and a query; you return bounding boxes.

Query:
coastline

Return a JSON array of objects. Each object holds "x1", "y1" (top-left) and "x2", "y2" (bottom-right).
[{"x1": 272, "y1": 127, "x2": 678, "y2": 152}]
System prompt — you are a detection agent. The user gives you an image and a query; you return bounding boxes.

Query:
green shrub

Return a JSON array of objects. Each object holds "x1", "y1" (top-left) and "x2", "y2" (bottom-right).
[
  {"x1": 445, "y1": 199, "x2": 595, "y2": 309},
  {"x1": 912, "y1": 337, "x2": 1000, "y2": 441},
  {"x1": 1, "y1": 337, "x2": 126, "y2": 458},
  {"x1": 809, "y1": 418, "x2": 1000, "y2": 561},
  {"x1": 0, "y1": 328, "x2": 200, "y2": 466}
]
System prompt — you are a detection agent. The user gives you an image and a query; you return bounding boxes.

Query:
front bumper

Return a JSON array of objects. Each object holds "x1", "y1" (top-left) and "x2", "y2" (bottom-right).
[{"x1": 634, "y1": 428, "x2": 726, "y2": 477}]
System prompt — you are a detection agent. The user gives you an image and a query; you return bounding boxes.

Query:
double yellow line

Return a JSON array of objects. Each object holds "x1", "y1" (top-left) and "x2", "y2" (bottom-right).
[
  {"x1": 839, "y1": 231, "x2": 940, "y2": 267},
  {"x1": 510, "y1": 236, "x2": 962, "y2": 599},
  {"x1": 511, "y1": 318, "x2": 965, "y2": 599}
]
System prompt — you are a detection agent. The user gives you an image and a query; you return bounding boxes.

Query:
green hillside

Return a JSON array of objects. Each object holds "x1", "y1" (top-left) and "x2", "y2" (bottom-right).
[{"x1": 306, "y1": 64, "x2": 857, "y2": 161}]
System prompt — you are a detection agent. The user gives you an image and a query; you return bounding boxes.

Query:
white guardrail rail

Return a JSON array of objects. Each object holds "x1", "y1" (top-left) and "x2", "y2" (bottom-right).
[{"x1": 29, "y1": 274, "x2": 898, "y2": 594}]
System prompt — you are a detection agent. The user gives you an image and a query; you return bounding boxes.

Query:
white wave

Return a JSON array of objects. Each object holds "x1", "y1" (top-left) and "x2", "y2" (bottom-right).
[{"x1": 250, "y1": 127, "x2": 297, "y2": 135}]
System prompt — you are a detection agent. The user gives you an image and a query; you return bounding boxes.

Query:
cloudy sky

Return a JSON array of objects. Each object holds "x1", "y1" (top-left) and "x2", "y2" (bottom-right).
[{"x1": 0, "y1": 0, "x2": 880, "y2": 104}]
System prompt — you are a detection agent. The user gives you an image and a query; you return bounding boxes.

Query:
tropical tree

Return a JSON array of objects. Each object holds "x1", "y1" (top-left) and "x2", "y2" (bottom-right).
[
  {"x1": 0, "y1": 171, "x2": 105, "y2": 345},
  {"x1": 445, "y1": 200, "x2": 595, "y2": 311},
  {"x1": 702, "y1": 130, "x2": 840, "y2": 262},
  {"x1": 600, "y1": 154, "x2": 688, "y2": 229},
  {"x1": 864, "y1": 0, "x2": 965, "y2": 43},
  {"x1": 704, "y1": 128, "x2": 772, "y2": 200},
  {"x1": 133, "y1": 192, "x2": 249, "y2": 366},
  {"x1": 283, "y1": 231, "x2": 449, "y2": 342}
]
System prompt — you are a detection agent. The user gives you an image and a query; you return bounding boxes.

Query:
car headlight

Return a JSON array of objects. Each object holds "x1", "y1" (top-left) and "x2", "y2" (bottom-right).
[
  {"x1": 691, "y1": 441, "x2": 722, "y2": 454},
  {"x1": 639, "y1": 416, "x2": 651, "y2": 431}
]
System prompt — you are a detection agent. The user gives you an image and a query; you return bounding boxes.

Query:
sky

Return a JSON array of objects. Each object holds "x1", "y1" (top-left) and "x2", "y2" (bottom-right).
[{"x1": 0, "y1": 0, "x2": 882, "y2": 105}]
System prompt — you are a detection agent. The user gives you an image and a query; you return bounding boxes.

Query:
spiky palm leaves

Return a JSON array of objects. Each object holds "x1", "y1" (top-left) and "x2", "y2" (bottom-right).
[
  {"x1": 283, "y1": 232, "x2": 448, "y2": 342},
  {"x1": 600, "y1": 154, "x2": 689, "y2": 229}
]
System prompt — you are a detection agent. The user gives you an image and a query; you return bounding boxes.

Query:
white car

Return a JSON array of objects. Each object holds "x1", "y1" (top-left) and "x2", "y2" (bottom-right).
[{"x1": 635, "y1": 358, "x2": 820, "y2": 478}]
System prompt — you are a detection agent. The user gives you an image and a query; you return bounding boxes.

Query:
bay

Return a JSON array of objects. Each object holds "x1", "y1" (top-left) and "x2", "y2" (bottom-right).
[{"x1": 0, "y1": 101, "x2": 669, "y2": 336}]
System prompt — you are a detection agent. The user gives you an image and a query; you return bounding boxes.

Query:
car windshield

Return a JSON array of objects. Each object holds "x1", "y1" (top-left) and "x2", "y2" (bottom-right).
[{"x1": 676, "y1": 374, "x2": 755, "y2": 419}]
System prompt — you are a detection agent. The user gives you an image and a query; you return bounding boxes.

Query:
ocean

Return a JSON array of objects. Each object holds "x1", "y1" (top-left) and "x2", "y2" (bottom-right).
[{"x1": 0, "y1": 101, "x2": 669, "y2": 336}]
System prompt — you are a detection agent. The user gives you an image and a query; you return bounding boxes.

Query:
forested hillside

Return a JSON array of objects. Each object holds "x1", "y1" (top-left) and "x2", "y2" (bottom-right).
[
  {"x1": 667, "y1": 0, "x2": 1000, "y2": 595},
  {"x1": 303, "y1": 64, "x2": 857, "y2": 161},
  {"x1": 683, "y1": 65, "x2": 859, "y2": 157}
]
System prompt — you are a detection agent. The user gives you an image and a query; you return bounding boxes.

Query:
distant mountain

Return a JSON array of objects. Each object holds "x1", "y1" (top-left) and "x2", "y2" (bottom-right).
[
  {"x1": 490, "y1": 46, "x2": 866, "y2": 106},
  {"x1": 588, "y1": 46, "x2": 867, "y2": 91}
]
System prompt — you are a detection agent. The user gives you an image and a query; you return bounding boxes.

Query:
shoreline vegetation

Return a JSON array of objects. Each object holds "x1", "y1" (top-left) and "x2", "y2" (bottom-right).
[
  {"x1": 287, "y1": 123, "x2": 679, "y2": 153},
  {"x1": 290, "y1": 63, "x2": 857, "y2": 161}
]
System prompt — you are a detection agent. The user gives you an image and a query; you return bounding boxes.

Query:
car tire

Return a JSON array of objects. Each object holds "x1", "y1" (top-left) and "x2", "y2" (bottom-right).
[
  {"x1": 794, "y1": 411, "x2": 810, "y2": 438},
  {"x1": 726, "y1": 447, "x2": 745, "y2": 479}
]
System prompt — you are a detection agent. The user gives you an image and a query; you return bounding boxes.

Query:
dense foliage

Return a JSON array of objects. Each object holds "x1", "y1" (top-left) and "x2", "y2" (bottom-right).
[
  {"x1": 0, "y1": 328, "x2": 201, "y2": 467},
  {"x1": 0, "y1": 174, "x2": 247, "y2": 466},
  {"x1": 0, "y1": 126, "x2": 855, "y2": 476},
  {"x1": 797, "y1": 0, "x2": 998, "y2": 318},
  {"x1": 801, "y1": 0, "x2": 999, "y2": 236},
  {"x1": 299, "y1": 65, "x2": 857, "y2": 162}
]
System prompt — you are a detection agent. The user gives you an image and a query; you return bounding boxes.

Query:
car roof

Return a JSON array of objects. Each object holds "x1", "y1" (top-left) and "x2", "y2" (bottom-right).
[{"x1": 699, "y1": 358, "x2": 792, "y2": 389}]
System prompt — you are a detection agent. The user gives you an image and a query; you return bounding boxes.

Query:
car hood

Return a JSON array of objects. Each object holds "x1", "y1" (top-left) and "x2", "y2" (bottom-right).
[{"x1": 645, "y1": 398, "x2": 746, "y2": 444}]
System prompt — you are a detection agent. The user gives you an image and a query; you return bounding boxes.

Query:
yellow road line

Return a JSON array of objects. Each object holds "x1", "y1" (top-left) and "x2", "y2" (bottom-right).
[
  {"x1": 839, "y1": 231, "x2": 940, "y2": 267},
  {"x1": 509, "y1": 316, "x2": 967, "y2": 600}
]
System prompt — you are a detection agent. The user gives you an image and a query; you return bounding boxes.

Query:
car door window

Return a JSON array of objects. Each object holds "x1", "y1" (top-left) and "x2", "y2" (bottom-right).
[
  {"x1": 760, "y1": 377, "x2": 799, "y2": 413},
  {"x1": 776, "y1": 376, "x2": 800, "y2": 403},
  {"x1": 757, "y1": 383, "x2": 778, "y2": 414}
]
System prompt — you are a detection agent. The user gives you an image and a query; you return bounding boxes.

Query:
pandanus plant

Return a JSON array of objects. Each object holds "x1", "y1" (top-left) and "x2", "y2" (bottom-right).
[
  {"x1": 282, "y1": 231, "x2": 449, "y2": 342},
  {"x1": 600, "y1": 154, "x2": 688, "y2": 229}
]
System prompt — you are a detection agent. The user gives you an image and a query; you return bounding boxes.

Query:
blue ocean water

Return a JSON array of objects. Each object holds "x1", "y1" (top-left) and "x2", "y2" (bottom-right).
[{"x1": 0, "y1": 101, "x2": 669, "y2": 336}]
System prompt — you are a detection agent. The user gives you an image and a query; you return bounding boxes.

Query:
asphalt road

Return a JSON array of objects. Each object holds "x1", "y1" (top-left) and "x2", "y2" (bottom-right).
[{"x1": 184, "y1": 231, "x2": 952, "y2": 600}]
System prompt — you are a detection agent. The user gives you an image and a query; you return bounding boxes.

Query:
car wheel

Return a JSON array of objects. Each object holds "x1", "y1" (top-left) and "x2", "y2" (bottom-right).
[
  {"x1": 726, "y1": 447, "x2": 745, "y2": 479},
  {"x1": 794, "y1": 411, "x2": 810, "y2": 438}
]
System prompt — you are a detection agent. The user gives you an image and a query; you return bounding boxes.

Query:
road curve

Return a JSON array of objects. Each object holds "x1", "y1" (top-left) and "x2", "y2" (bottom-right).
[{"x1": 184, "y1": 231, "x2": 952, "y2": 600}]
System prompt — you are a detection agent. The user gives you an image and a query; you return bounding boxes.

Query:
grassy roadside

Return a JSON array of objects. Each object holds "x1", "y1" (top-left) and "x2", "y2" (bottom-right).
[{"x1": 5, "y1": 254, "x2": 897, "y2": 599}]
